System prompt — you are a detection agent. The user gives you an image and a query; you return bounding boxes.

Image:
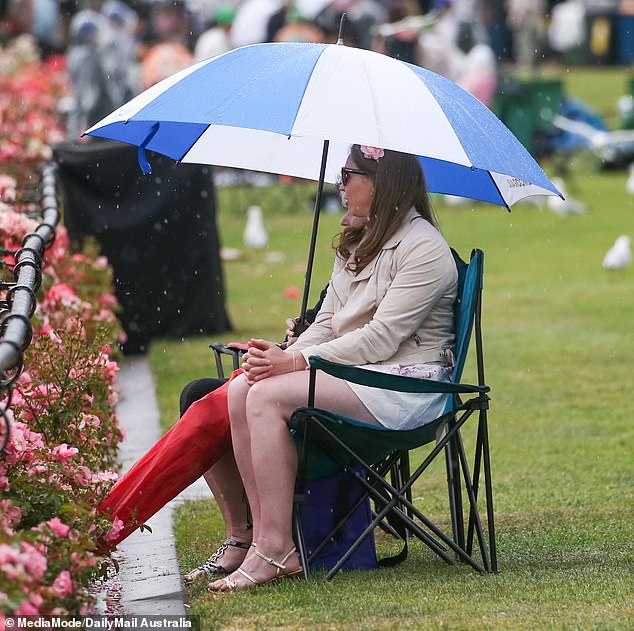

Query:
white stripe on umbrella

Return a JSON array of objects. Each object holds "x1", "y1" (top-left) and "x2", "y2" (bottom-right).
[{"x1": 291, "y1": 46, "x2": 471, "y2": 167}]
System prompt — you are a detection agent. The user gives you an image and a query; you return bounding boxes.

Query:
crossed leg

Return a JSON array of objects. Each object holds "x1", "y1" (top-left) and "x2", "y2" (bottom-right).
[
  {"x1": 179, "y1": 379, "x2": 252, "y2": 582},
  {"x1": 209, "y1": 369, "x2": 380, "y2": 590},
  {"x1": 182, "y1": 451, "x2": 252, "y2": 582}
]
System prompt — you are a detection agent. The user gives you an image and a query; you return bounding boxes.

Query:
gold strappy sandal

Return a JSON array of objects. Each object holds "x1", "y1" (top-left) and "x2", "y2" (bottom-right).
[{"x1": 208, "y1": 546, "x2": 303, "y2": 592}]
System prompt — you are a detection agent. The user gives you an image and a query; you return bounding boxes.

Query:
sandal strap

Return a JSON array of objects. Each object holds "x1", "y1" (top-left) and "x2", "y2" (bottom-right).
[
  {"x1": 197, "y1": 539, "x2": 251, "y2": 576},
  {"x1": 225, "y1": 538, "x2": 251, "y2": 550},
  {"x1": 253, "y1": 546, "x2": 297, "y2": 571},
  {"x1": 236, "y1": 567, "x2": 258, "y2": 585}
]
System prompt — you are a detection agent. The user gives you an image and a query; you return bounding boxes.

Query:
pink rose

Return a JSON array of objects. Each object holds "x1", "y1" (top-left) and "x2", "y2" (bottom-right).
[
  {"x1": 360, "y1": 145, "x2": 384, "y2": 160},
  {"x1": 20, "y1": 543, "x2": 47, "y2": 579},
  {"x1": 47, "y1": 517, "x2": 70, "y2": 538},
  {"x1": 52, "y1": 443, "x2": 79, "y2": 460},
  {"x1": 16, "y1": 599, "x2": 40, "y2": 615},
  {"x1": 0, "y1": 500, "x2": 21, "y2": 531},
  {"x1": 52, "y1": 570, "x2": 73, "y2": 598},
  {"x1": 104, "y1": 517, "x2": 125, "y2": 543}
]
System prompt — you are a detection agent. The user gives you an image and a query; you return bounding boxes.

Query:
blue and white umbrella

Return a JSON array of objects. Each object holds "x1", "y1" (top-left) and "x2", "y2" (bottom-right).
[
  {"x1": 85, "y1": 41, "x2": 560, "y2": 319},
  {"x1": 86, "y1": 41, "x2": 560, "y2": 208}
]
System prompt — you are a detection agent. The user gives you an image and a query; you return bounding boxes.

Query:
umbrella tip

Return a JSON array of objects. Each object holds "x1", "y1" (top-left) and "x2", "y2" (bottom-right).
[{"x1": 337, "y1": 13, "x2": 347, "y2": 45}]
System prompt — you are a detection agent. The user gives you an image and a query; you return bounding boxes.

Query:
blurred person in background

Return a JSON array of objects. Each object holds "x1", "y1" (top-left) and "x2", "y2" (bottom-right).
[
  {"x1": 272, "y1": 5, "x2": 324, "y2": 43},
  {"x1": 335, "y1": 0, "x2": 386, "y2": 50},
  {"x1": 193, "y1": 5, "x2": 235, "y2": 61},
  {"x1": 100, "y1": 0, "x2": 140, "y2": 105},
  {"x1": 65, "y1": 10, "x2": 115, "y2": 140},
  {"x1": 0, "y1": 0, "x2": 63, "y2": 54},
  {"x1": 416, "y1": 0, "x2": 497, "y2": 108},
  {"x1": 139, "y1": 1, "x2": 194, "y2": 90},
  {"x1": 373, "y1": 0, "x2": 423, "y2": 64},
  {"x1": 65, "y1": 3, "x2": 143, "y2": 140},
  {"x1": 505, "y1": 0, "x2": 545, "y2": 70}
]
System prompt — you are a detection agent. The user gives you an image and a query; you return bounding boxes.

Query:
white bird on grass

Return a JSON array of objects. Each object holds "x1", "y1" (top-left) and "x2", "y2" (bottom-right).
[
  {"x1": 243, "y1": 205, "x2": 268, "y2": 250},
  {"x1": 602, "y1": 235, "x2": 631, "y2": 270},
  {"x1": 547, "y1": 177, "x2": 587, "y2": 216}
]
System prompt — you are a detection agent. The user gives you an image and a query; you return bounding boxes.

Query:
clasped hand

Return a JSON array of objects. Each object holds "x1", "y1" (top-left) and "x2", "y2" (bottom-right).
[{"x1": 242, "y1": 338, "x2": 302, "y2": 385}]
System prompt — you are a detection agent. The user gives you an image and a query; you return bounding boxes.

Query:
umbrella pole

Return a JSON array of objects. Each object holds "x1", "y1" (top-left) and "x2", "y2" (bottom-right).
[{"x1": 298, "y1": 139, "x2": 330, "y2": 334}]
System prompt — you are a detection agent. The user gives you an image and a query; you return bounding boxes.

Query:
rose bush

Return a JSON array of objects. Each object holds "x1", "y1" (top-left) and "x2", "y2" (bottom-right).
[
  {"x1": 0, "y1": 36, "x2": 67, "y2": 178},
  {"x1": 0, "y1": 197, "x2": 125, "y2": 616},
  {"x1": 0, "y1": 35, "x2": 125, "y2": 617}
]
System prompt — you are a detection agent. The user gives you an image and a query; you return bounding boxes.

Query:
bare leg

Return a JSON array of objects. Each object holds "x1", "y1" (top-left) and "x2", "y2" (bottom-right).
[
  {"x1": 203, "y1": 452, "x2": 252, "y2": 542},
  {"x1": 210, "y1": 370, "x2": 379, "y2": 590},
  {"x1": 183, "y1": 450, "x2": 252, "y2": 582}
]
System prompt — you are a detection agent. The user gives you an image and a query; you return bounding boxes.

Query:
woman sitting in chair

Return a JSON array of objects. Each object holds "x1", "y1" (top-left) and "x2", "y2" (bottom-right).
[
  {"x1": 207, "y1": 143, "x2": 458, "y2": 591},
  {"x1": 97, "y1": 143, "x2": 457, "y2": 590}
]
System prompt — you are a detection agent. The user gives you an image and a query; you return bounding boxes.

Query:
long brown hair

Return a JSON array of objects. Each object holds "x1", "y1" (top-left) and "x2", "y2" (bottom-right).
[{"x1": 335, "y1": 144, "x2": 437, "y2": 274}]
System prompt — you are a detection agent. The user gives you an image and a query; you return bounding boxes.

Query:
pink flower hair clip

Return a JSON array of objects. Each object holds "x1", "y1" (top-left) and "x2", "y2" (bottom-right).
[{"x1": 360, "y1": 145, "x2": 384, "y2": 161}]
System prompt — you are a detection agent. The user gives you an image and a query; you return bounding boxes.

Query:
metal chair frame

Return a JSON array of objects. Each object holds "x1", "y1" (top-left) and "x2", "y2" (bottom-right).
[{"x1": 291, "y1": 249, "x2": 498, "y2": 580}]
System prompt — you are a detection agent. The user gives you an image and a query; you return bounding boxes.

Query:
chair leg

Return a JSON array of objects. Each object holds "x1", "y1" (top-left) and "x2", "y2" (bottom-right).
[
  {"x1": 480, "y1": 409, "x2": 498, "y2": 572},
  {"x1": 462, "y1": 409, "x2": 497, "y2": 573},
  {"x1": 293, "y1": 496, "x2": 311, "y2": 580},
  {"x1": 388, "y1": 451, "x2": 413, "y2": 536},
  {"x1": 446, "y1": 428, "x2": 465, "y2": 553},
  {"x1": 454, "y1": 426, "x2": 491, "y2": 572}
]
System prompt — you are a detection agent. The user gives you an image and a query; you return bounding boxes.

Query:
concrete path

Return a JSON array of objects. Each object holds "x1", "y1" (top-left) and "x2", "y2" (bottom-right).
[{"x1": 104, "y1": 355, "x2": 209, "y2": 616}]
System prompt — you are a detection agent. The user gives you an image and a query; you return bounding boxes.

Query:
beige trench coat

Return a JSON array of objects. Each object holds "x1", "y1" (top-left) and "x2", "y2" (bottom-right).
[{"x1": 293, "y1": 208, "x2": 457, "y2": 368}]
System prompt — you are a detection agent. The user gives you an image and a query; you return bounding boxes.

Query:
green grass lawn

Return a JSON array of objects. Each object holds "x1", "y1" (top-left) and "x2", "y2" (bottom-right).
[{"x1": 147, "y1": 68, "x2": 634, "y2": 630}]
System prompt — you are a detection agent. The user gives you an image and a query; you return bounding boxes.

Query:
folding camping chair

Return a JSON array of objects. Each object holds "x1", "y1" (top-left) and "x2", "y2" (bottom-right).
[{"x1": 290, "y1": 248, "x2": 497, "y2": 580}]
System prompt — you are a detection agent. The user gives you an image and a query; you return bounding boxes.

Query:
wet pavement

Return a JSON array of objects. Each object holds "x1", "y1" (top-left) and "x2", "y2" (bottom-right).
[{"x1": 96, "y1": 355, "x2": 209, "y2": 616}]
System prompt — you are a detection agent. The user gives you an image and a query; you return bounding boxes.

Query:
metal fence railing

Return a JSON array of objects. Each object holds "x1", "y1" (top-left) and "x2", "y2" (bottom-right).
[{"x1": 0, "y1": 163, "x2": 60, "y2": 453}]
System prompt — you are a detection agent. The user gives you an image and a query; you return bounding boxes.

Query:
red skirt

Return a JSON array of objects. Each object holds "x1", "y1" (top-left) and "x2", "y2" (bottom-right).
[{"x1": 97, "y1": 371, "x2": 241, "y2": 548}]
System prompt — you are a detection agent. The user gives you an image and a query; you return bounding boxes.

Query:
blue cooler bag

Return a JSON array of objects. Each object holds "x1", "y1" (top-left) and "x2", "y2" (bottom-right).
[{"x1": 299, "y1": 468, "x2": 377, "y2": 572}]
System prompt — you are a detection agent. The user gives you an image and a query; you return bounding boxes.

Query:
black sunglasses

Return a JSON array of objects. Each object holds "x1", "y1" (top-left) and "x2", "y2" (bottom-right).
[{"x1": 340, "y1": 166, "x2": 367, "y2": 186}]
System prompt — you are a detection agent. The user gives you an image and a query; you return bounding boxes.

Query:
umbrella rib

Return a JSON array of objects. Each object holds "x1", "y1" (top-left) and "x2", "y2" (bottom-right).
[
  {"x1": 358, "y1": 58, "x2": 382, "y2": 147},
  {"x1": 486, "y1": 171, "x2": 510, "y2": 211},
  {"x1": 175, "y1": 124, "x2": 212, "y2": 163}
]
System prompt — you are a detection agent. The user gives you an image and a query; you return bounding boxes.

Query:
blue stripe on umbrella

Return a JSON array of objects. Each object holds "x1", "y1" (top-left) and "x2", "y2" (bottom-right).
[
  {"x1": 407, "y1": 63, "x2": 558, "y2": 195},
  {"x1": 89, "y1": 121, "x2": 209, "y2": 161},
  {"x1": 420, "y1": 157, "x2": 504, "y2": 206},
  {"x1": 131, "y1": 43, "x2": 328, "y2": 135}
]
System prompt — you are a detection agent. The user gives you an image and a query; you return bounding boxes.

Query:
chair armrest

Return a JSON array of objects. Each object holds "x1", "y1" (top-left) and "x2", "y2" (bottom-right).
[{"x1": 307, "y1": 355, "x2": 488, "y2": 395}]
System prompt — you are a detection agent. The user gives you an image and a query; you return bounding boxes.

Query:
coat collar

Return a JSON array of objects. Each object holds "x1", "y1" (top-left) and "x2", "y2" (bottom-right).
[
  {"x1": 352, "y1": 208, "x2": 423, "y2": 282},
  {"x1": 380, "y1": 207, "x2": 423, "y2": 251}
]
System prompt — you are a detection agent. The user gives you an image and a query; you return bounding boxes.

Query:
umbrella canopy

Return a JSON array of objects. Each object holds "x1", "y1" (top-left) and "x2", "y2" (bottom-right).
[{"x1": 86, "y1": 42, "x2": 560, "y2": 208}]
